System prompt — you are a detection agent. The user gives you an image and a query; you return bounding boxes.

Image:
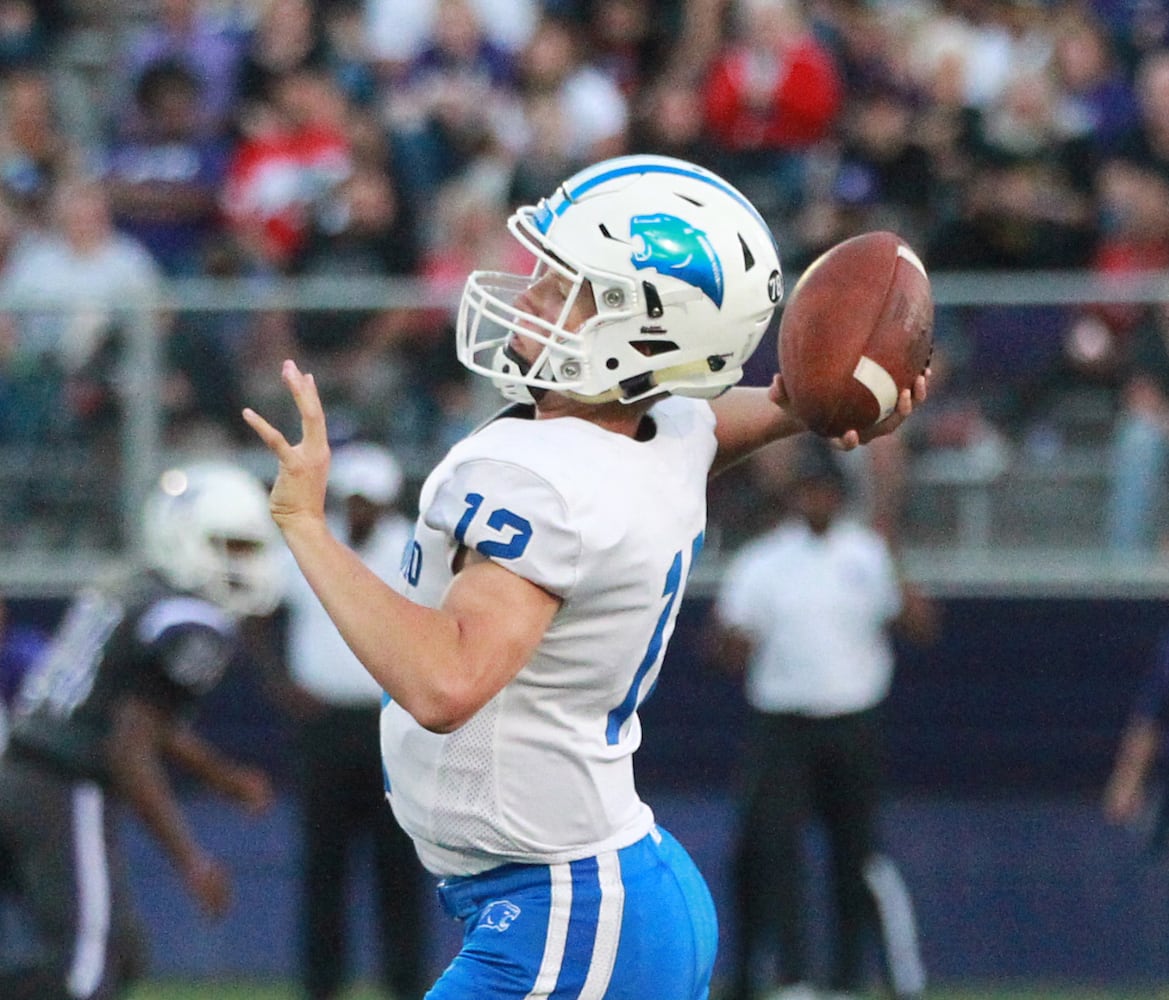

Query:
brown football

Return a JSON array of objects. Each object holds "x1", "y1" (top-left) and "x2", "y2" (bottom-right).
[{"x1": 778, "y1": 231, "x2": 934, "y2": 438}]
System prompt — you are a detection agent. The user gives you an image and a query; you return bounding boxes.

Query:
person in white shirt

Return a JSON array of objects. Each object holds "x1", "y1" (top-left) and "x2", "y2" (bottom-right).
[
  {"x1": 243, "y1": 153, "x2": 927, "y2": 999},
  {"x1": 281, "y1": 441, "x2": 427, "y2": 1000},
  {"x1": 712, "y1": 438, "x2": 938, "y2": 1000}
]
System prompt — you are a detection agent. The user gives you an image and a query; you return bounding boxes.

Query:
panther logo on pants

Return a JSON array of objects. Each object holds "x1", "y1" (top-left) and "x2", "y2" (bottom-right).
[{"x1": 481, "y1": 899, "x2": 521, "y2": 931}]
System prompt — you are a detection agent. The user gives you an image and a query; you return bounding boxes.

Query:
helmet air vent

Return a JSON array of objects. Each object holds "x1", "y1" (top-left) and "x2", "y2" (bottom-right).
[
  {"x1": 739, "y1": 234, "x2": 755, "y2": 271},
  {"x1": 642, "y1": 280, "x2": 664, "y2": 318}
]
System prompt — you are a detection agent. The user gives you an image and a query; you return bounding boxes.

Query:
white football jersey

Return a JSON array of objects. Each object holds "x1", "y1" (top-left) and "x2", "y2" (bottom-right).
[{"x1": 381, "y1": 395, "x2": 716, "y2": 876}]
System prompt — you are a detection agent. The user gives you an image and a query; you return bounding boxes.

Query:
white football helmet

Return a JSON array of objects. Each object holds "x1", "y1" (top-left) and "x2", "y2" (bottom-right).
[
  {"x1": 457, "y1": 154, "x2": 783, "y2": 404},
  {"x1": 141, "y1": 461, "x2": 282, "y2": 617}
]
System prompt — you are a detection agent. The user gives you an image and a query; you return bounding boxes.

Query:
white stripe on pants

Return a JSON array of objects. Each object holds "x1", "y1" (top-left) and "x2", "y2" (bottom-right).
[{"x1": 66, "y1": 783, "x2": 111, "y2": 1000}]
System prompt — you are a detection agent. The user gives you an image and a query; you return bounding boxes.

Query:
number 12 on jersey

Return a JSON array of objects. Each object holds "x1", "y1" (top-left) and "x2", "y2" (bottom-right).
[
  {"x1": 454, "y1": 492, "x2": 533, "y2": 559},
  {"x1": 606, "y1": 531, "x2": 704, "y2": 745}
]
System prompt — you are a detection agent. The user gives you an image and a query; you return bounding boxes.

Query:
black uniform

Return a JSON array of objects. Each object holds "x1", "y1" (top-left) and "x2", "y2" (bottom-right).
[{"x1": 0, "y1": 571, "x2": 237, "y2": 1000}]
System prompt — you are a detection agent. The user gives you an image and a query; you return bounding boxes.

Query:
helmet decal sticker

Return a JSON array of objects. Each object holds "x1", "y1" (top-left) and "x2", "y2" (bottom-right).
[
  {"x1": 531, "y1": 199, "x2": 555, "y2": 234},
  {"x1": 768, "y1": 269, "x2": 782, "y2": 303},
  {"x1": 629, "y1": 213, "x2": 724, "y2": 308}
]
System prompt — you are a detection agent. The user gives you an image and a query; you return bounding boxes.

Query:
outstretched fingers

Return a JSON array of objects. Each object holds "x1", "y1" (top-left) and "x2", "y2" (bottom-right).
[
  {"x1": 242, "y1": 360, "x2": 332, "y2": 529},
  {"x1": 241, "y1": 360, "x2": 326, "y2": 461},
  {"x1": 281, "y1": 359, "x2": 328, "y2": 454},
  {"x1": 241, "y1": 405, "x2": 288, "y2": 456}
]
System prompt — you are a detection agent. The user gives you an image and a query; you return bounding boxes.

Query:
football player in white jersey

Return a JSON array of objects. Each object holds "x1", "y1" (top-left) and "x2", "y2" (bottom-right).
[{"x1": 243, "y1": 154, "x2": 926, "y2": 1000}]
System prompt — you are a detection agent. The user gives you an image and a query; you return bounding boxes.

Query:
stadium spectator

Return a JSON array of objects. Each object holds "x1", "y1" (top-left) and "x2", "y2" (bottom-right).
[
  {"x1": 792, "y1": 85, "x2": 938, "y2": 272},
  {"x1": 1049, "y1": 8, "x2": 1140, "y2": 155},
  {"x1": 922, "y1": 139, "x2": 1099, "y2": 436},
  {"x1": 321, "y1": 0, "x2": 379, "y2": 108},
  {"x1": 1052, "y1": 158, "x2": 1169, "y2": 407},
  {"x1": 116, "y1": 0, "x2": 245, "y2": 139},
  {"x1": 0, "y1": 176, "x2": 162, "y2": 443},
  {"x1": 279, "y1": 441, "x2": 427, "y2": 1000},
  {"x1": 358, "y1": 173, "x2": 518, "y2": 460},
  {"x1": 584, "y1": 0, "x2": 678, "y2": 99},
  {"x1": 1104, "y1": 300, "x2": 1169, "y2": 554},
  {"x1": 222, "y1": 67, "x2": 353, "y2": 271},
  {"x1": 0, "y1": 68, "x2": 81, "y2": 228},
  {"x1": 284, "y1": 157, "x2": 435, "y2": 450},
  {"x1": 710, "y1": 436, "x2": 937, "y2": 1000},
  {"x1": 924, "y1": 155, "x2": 1096, "y2": 274},
  {"x1": 99, "y1": 58, "x2": 231, "y2": 276},
  {"x1": 420, "y1": 173, "x2": 532, "y2": 310},
  {"x1": 816, "y1": 0, "x2": 917, "y2": 98},
  {"x1": 701, "y1": 0, "x2": 843, "y2": 222},
  {"x1": 905, "y1": 0, "x2": 1052, "y2": 116},
  {"x1": 243, "y1": 153, "x2": 927, "y2": 1000},
  {"x1": 383, "y1": 0, "x2": 521, "y2": 206},
  {"x1": 514, "y1": 14, "x2": 629, "y2": 166},
  {"x1": 504, "y1": 12, "x2": 631, "y2": 207},
  {"x1": 628, "y1": 74, "x2": 721, "y2": 170},
  {"x1": 1107, "y1": 0, "x2": 1169, "y2": 75},
  {"x1": 0, "y1": 461, "x2": 282, "y2": 1000},
  {"x1": 234, "y1": 0, "x2": 328, "y2": 115},
  {"x1": 0, "y1": 0, "x2": 57, "y2": 72},
  {"x1": 290, "y1": 160, "x2": 421, "y2": 351},
  {"x1": 363, "y1": 0, "x2": 538, "y2": 77},
  {"x1": 163, "y1": 232, "x2": 277, "y2": 446},
  {"x1": 501, "y1": 86, "x2": 576, "y2": 210},
  {"x1": 969, "y1": 58, "x2": 1098, "y2": 209},
  {"x1": 1111, "y1": 47, "x2": 1169, "y2": 181}
]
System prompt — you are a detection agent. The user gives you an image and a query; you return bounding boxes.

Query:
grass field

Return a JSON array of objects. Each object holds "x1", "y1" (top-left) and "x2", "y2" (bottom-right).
[{"x1": 124, "y1": 984, "x2": 1169, "y2": 1000}]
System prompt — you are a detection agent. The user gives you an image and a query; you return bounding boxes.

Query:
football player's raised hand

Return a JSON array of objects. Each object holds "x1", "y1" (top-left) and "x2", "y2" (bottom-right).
[
  {"x1": 242, "y1": 359, "x2": 330, "y2": 533},
  {"x1": 768, "y1": 369, "x2": 929, "y2": 450}
]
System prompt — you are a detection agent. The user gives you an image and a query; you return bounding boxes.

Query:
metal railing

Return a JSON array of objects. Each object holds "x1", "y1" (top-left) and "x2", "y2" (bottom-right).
[{"x1": 2, "y1": 271, "x2": 1168, "y2": 597}]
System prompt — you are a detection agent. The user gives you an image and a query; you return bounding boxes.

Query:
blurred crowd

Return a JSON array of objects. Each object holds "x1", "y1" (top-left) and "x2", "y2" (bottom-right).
[{"x1": 3, "y1": 0, "x2": 1169, "y2": 549}]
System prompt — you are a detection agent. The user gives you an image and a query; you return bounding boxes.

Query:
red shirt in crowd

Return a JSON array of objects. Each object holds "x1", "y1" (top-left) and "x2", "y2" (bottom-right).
[
  {"x1": 703, "y1": 37, "x2": 843, "y2": 152},
  {"x1": 222, "y1": 123, "x2": 351, "y2": 266}
]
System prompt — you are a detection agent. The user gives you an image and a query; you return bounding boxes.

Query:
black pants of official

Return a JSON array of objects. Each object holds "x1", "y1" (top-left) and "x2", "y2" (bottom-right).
[
  {"x1": 298, "y1": 705, "x2": 427, "y2": 1000},
  {"x1": 728, "y1": 706, "x2": 893, "y2": 998}
]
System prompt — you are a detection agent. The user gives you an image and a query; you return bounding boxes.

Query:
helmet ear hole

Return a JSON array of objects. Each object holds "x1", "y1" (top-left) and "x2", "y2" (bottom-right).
[{"x1": 630, "y1": 340, "x2": 679, "y2": 357}]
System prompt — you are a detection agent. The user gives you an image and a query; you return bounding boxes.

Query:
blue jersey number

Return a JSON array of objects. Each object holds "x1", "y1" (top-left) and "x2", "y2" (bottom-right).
[
  {"x1": 454, "y1": 492, "x2": 533, "y2": 560},
  {"x1": 606, "y1": 532, "x2": 704, "y2": 745}
]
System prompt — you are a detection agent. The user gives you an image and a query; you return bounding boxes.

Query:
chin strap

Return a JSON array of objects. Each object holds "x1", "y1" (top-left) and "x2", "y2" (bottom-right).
[{"x1": 563, "y1": 356, "x2": 736, "y2": 405}]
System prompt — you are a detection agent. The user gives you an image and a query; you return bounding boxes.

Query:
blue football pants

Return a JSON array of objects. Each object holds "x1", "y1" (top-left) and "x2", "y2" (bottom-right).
[{"x1": 427, "y1": 826, "x2": 717, "y2": 999}]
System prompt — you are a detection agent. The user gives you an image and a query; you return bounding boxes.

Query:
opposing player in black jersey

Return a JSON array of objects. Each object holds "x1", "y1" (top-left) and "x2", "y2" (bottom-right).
[{"x1": 0, "y1": 461, "x2": 283, "y2": 1000}]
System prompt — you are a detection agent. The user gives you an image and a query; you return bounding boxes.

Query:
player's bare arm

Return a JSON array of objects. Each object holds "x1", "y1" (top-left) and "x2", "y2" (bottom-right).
[
  {"x1": 709, "y1": 384, "x2": 806, "y2": 476},
  {"x1": 1103, "y1": 716, "x2": 1160, "y2": 824},
  {"x1": 244, "y1": 359, "x2": 560, "y2": 733},
  {"x1": 163, "y1": 723, "x2": 274, "y2": 814},
  {"x1": 708, "y1": 371, "x2": 927, "y2": 476},
  {"x1": 107, "y1": 697, "x2": 232, "y2": 916}
]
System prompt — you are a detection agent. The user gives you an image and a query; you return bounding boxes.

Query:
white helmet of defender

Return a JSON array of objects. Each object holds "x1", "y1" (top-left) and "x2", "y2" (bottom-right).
[
  {"x1": 457, "y1": 154, "x2": 783, "y2": 404},
  {"x1": 142, "y1": 461, "x2": 283, "y2": 617}
]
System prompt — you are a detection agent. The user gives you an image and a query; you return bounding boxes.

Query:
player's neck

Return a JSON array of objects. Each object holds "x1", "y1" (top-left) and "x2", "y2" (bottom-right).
[{"x1": 535, "y1": 392, "x2": 654, "y2": 438}]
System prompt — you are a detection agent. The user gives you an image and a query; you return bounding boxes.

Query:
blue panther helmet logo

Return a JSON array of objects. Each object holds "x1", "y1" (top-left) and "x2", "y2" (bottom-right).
[{"x1": 629, "y1": 213, "x2": 724, "y2": 308}]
